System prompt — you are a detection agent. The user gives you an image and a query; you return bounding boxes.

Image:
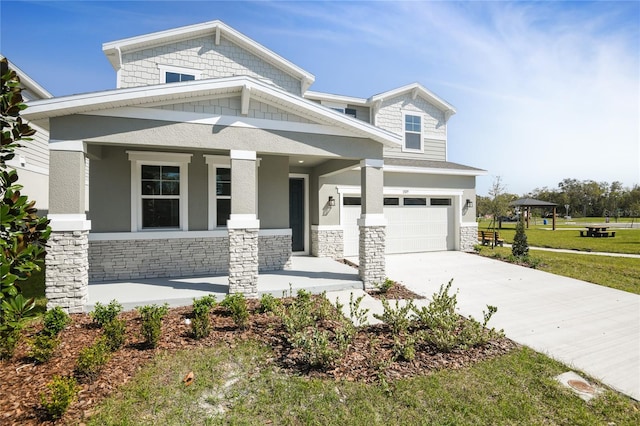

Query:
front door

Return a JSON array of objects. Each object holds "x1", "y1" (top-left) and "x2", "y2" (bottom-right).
[{"x1": 289, "y1": 178, "x2": 305, "y2": 252}]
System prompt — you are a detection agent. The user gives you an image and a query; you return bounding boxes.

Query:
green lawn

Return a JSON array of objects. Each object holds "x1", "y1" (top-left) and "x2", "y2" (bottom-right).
[
  {"x1": 88, "y1": 340, "x2": 639, "y2": 425},
  {"x1": 478, "y1": 219, "x2": 640, "y2": 254}
]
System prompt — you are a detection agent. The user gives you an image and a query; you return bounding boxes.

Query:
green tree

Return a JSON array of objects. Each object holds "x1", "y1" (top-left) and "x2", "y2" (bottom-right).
[
  {"x1": 1, "y1": 58, "x2": 51, "y2": 357},
  {"x1": 511, "y1": 218, "x2": 529, "y2": 257}
]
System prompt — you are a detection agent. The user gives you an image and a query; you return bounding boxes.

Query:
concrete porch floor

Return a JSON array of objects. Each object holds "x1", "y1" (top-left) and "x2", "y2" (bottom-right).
[{"x1": 86, "y1": 256, "x2": 362, "y2": 311}]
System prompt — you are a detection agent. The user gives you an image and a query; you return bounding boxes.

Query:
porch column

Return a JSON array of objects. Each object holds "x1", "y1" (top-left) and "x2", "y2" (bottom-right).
[
  {"x1": 227, "y1": 150, "x2": 259, "y2": 297},
  {"x1": 358, "y1": 159, "x2": 386, "y2": 290},
  {"x1": 46, "y1": 142, "x2": 91, "y2": 313}
]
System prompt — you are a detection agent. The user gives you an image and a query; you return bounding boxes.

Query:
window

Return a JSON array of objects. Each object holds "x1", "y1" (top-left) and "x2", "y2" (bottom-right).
[
  {"x1": 165, "y1": 72, "x2": 195, "y2": 83},
  {"x1": 215, "y1": 167, "x2": 231, "y2": 227},
  {"x1": 345, "y1": 108, "x2": 357, "y2": 118},
  {"x1": 128, "y1": 151, "x2": 193, "y2": 232},
  {"x1": 384, "y1": 197, "x2": 400, "y2": 206},
  {"x1": 404, "y1": 197, "x2": 427, "y2": 206},
  {"x1": 404, "y1": 113, "x2": 422, "y2": 151},
  {"x1": 430, "y1": 198, "x2": 452, "y2": 206},
  {"x1": 343, "y1": 197, "x2": 361, "y2": 206}
]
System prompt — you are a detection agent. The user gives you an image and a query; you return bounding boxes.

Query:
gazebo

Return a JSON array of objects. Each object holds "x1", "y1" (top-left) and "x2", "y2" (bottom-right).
[{"x1": 509, "y1": 198, "x2": 558, "y2": 230}]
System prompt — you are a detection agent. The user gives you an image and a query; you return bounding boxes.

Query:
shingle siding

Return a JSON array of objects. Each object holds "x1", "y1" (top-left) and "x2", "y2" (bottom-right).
[{"x1": 120, "y1": 35, "x2": 302, "y2": 95}]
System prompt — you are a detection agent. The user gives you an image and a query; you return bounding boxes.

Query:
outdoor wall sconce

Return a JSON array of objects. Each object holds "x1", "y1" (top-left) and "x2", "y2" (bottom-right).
[
  {"x1": 465, "y1": 199, "x2": 474, "y2": 208},
  {"x1": 328, "y1": 196, "x2": 336, "y2": 207}
]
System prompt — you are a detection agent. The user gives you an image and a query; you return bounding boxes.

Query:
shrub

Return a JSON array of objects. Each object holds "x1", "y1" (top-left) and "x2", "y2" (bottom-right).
[
  {"x1": 137, "y1": 303, "x2": 169, "y2": 348},
  {"x1": 512, "y1": 219, "x2": 529, "y2": 257},
  {"x1": 102, "y1": 318, "x2": 126, "y2": 352},
  {"x1": 90, "y1": 299, "x2": 123, "y2": 328},
  {"x1": 220, "y1": 293, "x2": 249, "y2": 330},
  {"x1": 75, "y1": 338, "x2": 111, "y2": 381},
  {"x1": 191, "y1": 295, "x2": 216, "y2": 339},
  {"x1": 375, "y1": 278, "x2": 394, "y2": 294},
  {"x1": 0, "y1": 294, "x2": 36, "y2": 359},
  {"x1": 293, "y1": 328, "x2": 342, "y2": 368},
  {"x1": 43, "y1": 306, "x2": 71, "y2": 335},
  {"x1": 29, "y1": 333, "x2": 60, "y2": 363},
  {"x1": 0, "y1": 327, "x2": 22, "y2": 360},
  {"x1": 373, "y1": 298, "x2": 415, "y2": 336},
  {"x1": 258, "y1": 293, "x2": 281, "y2": 314},
  {"x1": 348, "y1": 292, "x2": 369, "y2": 328},
  {"x1": 40, "y1": 375, "x2": 79, "y2": 420}
]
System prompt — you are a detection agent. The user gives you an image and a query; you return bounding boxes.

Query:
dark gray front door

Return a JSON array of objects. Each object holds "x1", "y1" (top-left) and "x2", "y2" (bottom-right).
[{"x1": 289, "y1": 178, "x2": 304, "y2": 252}]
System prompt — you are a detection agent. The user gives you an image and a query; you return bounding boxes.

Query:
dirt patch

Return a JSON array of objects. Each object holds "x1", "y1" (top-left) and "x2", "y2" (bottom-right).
[{"x1": 0, "y1": 299, "x2": 515, "y2": 425}]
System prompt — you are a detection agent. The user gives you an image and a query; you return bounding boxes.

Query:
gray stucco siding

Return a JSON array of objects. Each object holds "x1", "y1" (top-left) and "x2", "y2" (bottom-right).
[
  {"x1": 120, "y1": 35, "x2": 302, "y2": 95},
  {"x1": 51, "y1": 115, "x2": 384, "y2": 160},
  {"x1": 258, "y1": 155, "x2": 289, "y2": 229},
  {"x1": 88, "y1": 145, "x2": 131, "y2": 232}
]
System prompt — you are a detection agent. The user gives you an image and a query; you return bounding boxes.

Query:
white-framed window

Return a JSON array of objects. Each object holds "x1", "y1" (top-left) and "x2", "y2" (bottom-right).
[
  {"x1": 204, "y1": 156, "x2": 231, "y2": 229},
  {"x1": 403, "y1": 112, "x2": 423, "y2": 152},
  {"x1": 127, "y1": 151, "x2": 192, "y2": 231},
  {"x1": 158, "y1": 64, "x2": 202, "y2": 84}
]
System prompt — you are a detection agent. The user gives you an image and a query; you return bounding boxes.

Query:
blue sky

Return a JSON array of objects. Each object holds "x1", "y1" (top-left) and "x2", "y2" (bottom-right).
[{"x1": 1, "y1": 0, "x2": 638, "y2": 196}]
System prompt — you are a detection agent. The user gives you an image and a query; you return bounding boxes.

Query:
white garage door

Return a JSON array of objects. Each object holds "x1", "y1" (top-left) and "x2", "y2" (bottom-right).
[{"x1": 343, "y1": 198, "x2": 455, "y2": 256}]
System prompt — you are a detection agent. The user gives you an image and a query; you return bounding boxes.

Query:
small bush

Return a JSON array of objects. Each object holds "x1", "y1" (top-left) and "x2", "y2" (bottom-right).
[
  {"x1": 137, "y1": 303, "x2": 169, "y2": 348},
  {"x1": 191, "y1": 295, "x2": 217, "y2": 339},
  {"x1": 373, "y1": 298, "x2": 415, "y2": 336},
  {"x1": 40, "y1": 375, "x2": 79, "y2": 420},
  {"x1": 29, "y1": 333, "x2": 60, "y2": 363},
  {"x1": 375, "y1": 278, "x2": 395, "y2": 294},
  {"x1": 258, "y1": 293, "x2": 281, "y2": 314},
  {"x1": 43, "y1": 306, "x2": 71, "y2": 335},
  {"x1": 75, "y1": 338, "x2": 111, "y2": 381},
  {"x1": 102, "y1": 318, "x2": 126, "y2": 352},
  {"x1": 512, "y1": 219, "x2": 529, "y2": 257},
  {"x1": 220, "y1": 293, "x2": 249, "y2": 330},
  {"x1": 294, "y1": 328, "x2": 343, "y2": 368},
  {"x1": 349, "y1": 292, "x2": 370, "y2": 328},
  {"x1": 90, "y1": 300, "x2": 123, "y2": 328},
  {"x1": 0, "y1": 327, "x2": 22, "y2": 360}
]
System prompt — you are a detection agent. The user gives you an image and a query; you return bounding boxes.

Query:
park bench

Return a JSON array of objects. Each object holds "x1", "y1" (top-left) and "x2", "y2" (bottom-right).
[{"x1": 478, "y1": 230, "x2": 505, "y2": 247}]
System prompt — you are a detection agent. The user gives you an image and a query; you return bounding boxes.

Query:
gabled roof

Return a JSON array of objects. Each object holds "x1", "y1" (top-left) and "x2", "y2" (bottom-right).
[
  {"x1": 509, "y1": 198, "x2": 557, "y2": 207},
  {"x1": 1, "y1": 57, "x2": 52, "y2": 99},
  {"x1": 369, "y1": 83, "x2": 456, "y2": 120},
  {"x1": 23, "y1": 76, "x2": 402, "y2": 147},
  {"x1": 102, "y1": 20, "x2": 315, "y2": 92},
  {"x1": 304, "y1": 91, "x2": 369, "y2": 106}
]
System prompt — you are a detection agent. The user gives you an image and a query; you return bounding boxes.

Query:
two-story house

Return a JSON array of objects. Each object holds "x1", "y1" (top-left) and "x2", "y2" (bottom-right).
[{"x1": 23, "y1": 21, "x2": 485, "y2": 312}]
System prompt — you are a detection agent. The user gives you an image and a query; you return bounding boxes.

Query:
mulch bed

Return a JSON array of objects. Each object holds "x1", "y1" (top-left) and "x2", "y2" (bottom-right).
[{"x1": 0, "y1": 299, "x2": 516, "y2": 425}]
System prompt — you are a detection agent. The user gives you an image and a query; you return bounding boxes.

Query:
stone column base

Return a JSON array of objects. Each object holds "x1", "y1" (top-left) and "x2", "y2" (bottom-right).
[
  {"x1": 460, "y1": 223, "x2": 479, "y2": 252},
  {"x1": 358, "y1": 225, "x2": 386, "y2": 290},
  {"x1": 45, "y1": 230, "x2": 89, "y2": 313},
  {"x1": 311, "y1": 226, "x2": 343, "y2": 259},
  {"x1": 228, "y1": 228, "x2": 259, "y2": 297}
]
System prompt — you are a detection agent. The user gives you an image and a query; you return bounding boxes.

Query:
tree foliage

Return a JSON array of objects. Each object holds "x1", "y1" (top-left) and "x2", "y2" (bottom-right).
[{"x1": 511, "y1": 218, "x2": 529, "y2": 257}]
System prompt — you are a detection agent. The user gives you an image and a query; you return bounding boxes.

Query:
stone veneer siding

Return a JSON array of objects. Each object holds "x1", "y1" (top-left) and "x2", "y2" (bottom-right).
[
  {"x1": 228, "y1": 228, "x2": 259, "y2": 297},
  {"x1": 259, "y1": 233, "x2": 292, "y2": 271},
  {"x1": 46, "y1": 231, "x2": 89, "y2": 313},
  {"x1": 89, "y1": 234, "x2": 291, "y2": 281},
  {"x1": 460, "y1": 224, "x2": 478, "y2": 252},
  {"x1": 311, "y1": 229, "x2": 344, "y2": 259},
  {"x1": 358, "y1": 226, "x2": 386, "y2": 290}
]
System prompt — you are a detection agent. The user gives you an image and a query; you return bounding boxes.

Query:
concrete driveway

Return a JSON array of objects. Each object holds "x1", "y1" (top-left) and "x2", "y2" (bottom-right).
[{"x1": 384, "y1": 251, "x2": 640, "y2": 401}]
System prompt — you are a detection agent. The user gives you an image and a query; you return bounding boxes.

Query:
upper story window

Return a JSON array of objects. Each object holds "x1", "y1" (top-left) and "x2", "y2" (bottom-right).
[
  {"x1": 158, "y1": 64, "x2": 201, "y2": 84},
  {"x1": 165, "y1": 72, "x2": 195, "y2": 83},
  {"x1": 403, "y1": 113, "x2": 423, "y2": 152}
]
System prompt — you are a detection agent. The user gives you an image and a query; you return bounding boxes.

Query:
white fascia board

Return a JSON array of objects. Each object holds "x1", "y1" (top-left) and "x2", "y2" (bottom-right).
[
  {"x1": 336, "y1": 185, "x2": 464, "y2": 197},
  {"x1": 102, "y1": 20, "x2": 315, "y2": 86},
  {"x1": 383, "y1": 164, "x2": 487, "y2": 177},
  {"x1": 304, "y1": 91, "x2": 368, "y2": 106},
  {"x1": 369, "y1": 83, "x2": 456, "y2": 115},
  {"x1": 5, "y1": 59, "x2": 53, "y2": 99}
]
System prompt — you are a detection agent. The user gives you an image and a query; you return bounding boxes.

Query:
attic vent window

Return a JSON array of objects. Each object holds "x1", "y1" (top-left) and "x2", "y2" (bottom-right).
[{"x1": 166, "y1": 72, "x2": 195, "y2": 83}]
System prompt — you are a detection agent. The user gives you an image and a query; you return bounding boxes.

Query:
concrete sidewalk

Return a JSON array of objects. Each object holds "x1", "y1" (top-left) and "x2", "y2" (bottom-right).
[{"x1": 349, "y1": 252, "x2": 640, "y2": 401}]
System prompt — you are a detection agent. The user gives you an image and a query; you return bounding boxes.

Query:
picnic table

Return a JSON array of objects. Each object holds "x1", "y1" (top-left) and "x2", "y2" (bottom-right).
[{"x1": 580, "y1": 226, "x2": 616, "y2": 238}]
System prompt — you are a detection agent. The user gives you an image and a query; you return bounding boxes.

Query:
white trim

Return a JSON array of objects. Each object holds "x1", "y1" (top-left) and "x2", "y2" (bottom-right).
[
  {"x1": 336, "y1": 185, "x2": 464, "y2": 197},
  {"x1": 6, "y1": 160, "x2": 49, "y2": 176},
  {"x1": 304, "y1": 91, "x2": 368, "y2": 106},
  {"x1": 357, "y1": 214, "x2": 387, "y2": 227},
  {"x1": 89, "y1": 230, "x2": 228, "y2": 241},
  {"x1": 158, "y1": 64, "x2": 202, "y2": 83},
  {"x1": 311, "y1": 225, "x2": 343, "y2": 231},
  {"x1": 230, "y1": 150, "x2": 256, "y2": 161},
  {"x1": 383, "y1": 164, "x2": 487, "y2": 176},
  {"x1": 289, "y1": 173, "x2": 309, "y2": 255},
  {"x1": 204, "y1": 155, "x2": 230, "y2": 230},
  {"x1": 227, "y1": 214, "x2": 260, "y2": 229},
  {"x1": 49, "y1": 139, "x2": 85, "y2": 152},
  {"x1": 127, "y1": 151, "x2": 192, "y2": 232},
  {"x1": 48, "y1": 214, "x2": 92, "y2": 232},
  {"x1": 369, "y1": 82, "x2": 456, "y2": 117},
  {"x1": 360, "y1": 159, "x2": 384, "y2": 168},
  {"x1": 460, "y1": 222, "x2": 478, "y2": 227},
  {"x1": 402, "y1": 111, "x2": 424, "y2": 153},
  {"x1": 259, "y1": 228, "x2": 292, "y2": 236}
]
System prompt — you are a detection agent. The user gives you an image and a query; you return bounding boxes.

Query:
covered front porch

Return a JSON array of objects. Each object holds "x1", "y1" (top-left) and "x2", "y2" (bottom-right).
[{"x1": 86, "y1": 256, "x2": 361, "y2": 311}]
